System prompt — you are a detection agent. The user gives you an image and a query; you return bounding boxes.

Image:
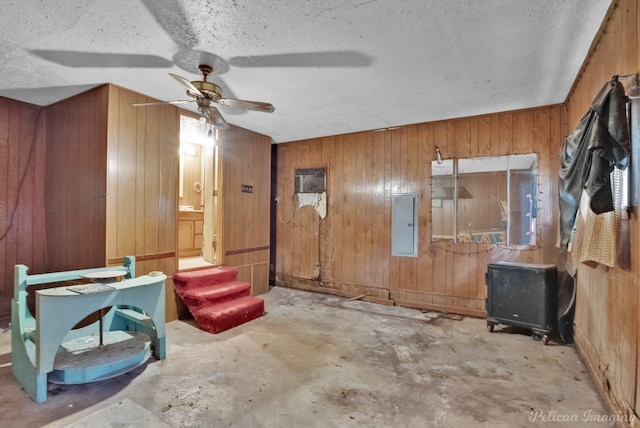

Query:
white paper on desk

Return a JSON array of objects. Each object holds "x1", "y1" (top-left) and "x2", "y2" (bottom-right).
[{"x1": 67, "y1": 283, "x2": 115, "y2": 294}]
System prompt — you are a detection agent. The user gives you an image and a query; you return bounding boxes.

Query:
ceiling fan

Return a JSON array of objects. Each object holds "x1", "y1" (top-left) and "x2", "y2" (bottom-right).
[{"x1": 133, "y1": 64, "x2": 275, "y2": 130}]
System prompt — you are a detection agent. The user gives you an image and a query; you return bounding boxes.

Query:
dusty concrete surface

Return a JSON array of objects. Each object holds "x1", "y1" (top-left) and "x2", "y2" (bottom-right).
[{"x1": 0, "y1": 287, "x2": 614, "y2": 427}]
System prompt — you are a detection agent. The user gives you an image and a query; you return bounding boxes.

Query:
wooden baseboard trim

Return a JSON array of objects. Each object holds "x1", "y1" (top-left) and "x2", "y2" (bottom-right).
[
  {"x1": 108, "y1": 252, "x2": 176, "y2": 265},
  {"x1": 394, "y1": 299, "x2": 486, "y2": 318},
  {"x1": 275, "y1": 275, "x2": 486, "y2": 315},
  {"x1": 275, "y1": 279, "x2": 395, "y2": 306},
  {"x1": 390, "y1": 289, "x2": 485, "y2": 302},
  {"x1": 225, "y1": 245, "x2": 270, "y2": 256}
]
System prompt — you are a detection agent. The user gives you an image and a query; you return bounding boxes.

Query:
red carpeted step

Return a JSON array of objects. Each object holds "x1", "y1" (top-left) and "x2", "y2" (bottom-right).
[
  {"x1": 173, "y1": 266, "x2": 239, "y2": 292},
  {"x1": 193, "y1": 296, "x2": 265, "y2": 334},
  {"x1": 172, "y1": 265, "x2": 265, "y2": 334},
  {"x1": 181, "y1": 281, "x2": 251, "y2": 307}
]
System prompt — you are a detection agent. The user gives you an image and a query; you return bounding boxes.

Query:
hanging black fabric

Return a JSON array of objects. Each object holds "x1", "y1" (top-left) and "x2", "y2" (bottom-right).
[{"x1": 558, "y1": 77, "x2": 630, "y2": 249}]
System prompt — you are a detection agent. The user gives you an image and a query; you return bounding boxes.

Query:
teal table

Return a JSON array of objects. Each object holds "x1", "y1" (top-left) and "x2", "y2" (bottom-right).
[{"x1": 11, "y1": 257, "x2": 166, "y2": 403}]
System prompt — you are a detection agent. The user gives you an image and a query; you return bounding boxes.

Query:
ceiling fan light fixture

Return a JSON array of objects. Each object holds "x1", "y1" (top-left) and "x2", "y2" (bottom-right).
[{"x1": 137, "y1": 64, "x2": 271, "y2": 130}]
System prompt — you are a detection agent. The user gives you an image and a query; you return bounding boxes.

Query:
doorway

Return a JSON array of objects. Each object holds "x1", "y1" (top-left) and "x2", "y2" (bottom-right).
[{"x1": 178, "y1": 113, "x2": 219, "y2": 270}]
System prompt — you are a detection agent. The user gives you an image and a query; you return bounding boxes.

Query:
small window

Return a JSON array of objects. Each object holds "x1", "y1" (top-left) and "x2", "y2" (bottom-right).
[
  {"x1": 392, "y1": 193, "x2": 418, "y2": 257},
  {"x1": 294, "y1": 168, "x2": 326, "y2": 193}
]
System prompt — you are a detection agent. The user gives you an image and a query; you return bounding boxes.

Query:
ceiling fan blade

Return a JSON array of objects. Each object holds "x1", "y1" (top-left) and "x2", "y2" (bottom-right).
[
  {"x1": 228, "y1": 51, "x2": 374, "y2": 68},
  {"x1": 217, "y1": 98, "x2": 275, "y2": 113},
  {"x1": 29, "y1": 50, "x2": 172, "y2": 68},
  {"x1": 201, "y1": 75, "x2": 245, "y2": 116},
  {"x1": 205, "y1": 108, "x2": 229, "y2": 130},
  {"x1": 170, "y1": 73, "x2": 203, "y2": 97},
  {"x1": 141, "y1": 0, "x2": 198, "y2": 49},
  {"x1": 132, "y1": 100, "x2": 194, "y2": 107}
]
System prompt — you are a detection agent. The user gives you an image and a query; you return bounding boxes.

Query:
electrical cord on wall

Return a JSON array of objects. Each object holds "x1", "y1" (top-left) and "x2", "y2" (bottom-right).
[
  {"x1": 277, "y1": 193, "x2": 298, "y2": 224},
  {"x1": 0, "y1": 108, "x2": 42, "y2": 243}
]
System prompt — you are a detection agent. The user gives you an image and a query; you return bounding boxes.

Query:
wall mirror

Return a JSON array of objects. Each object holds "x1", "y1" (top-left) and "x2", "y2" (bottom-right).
[{"x1": 431, "y1": 154, "x2": 537, "y2": 246}]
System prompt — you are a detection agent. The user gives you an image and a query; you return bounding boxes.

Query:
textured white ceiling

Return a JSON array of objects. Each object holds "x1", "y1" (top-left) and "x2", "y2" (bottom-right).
[{"x1": 0, "y1": 0, "x2": 612, "y2": 143}]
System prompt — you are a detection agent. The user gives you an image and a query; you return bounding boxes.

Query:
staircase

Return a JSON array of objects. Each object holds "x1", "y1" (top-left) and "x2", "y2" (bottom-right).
[{"x1": 172, "y1": 266, "x2": 264, "y2": 334}]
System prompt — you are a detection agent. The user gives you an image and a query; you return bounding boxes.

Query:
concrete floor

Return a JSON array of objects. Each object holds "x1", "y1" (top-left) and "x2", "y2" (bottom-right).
[{"x1": 0, "y1": 286, "x2": 612, "y2": 427}]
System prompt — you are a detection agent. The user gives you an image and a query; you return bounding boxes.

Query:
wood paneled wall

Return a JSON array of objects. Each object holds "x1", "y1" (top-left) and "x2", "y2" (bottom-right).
[
  {"x1": 276, "y1": 105, "x2": 563, "y2": 316},
  {"x1": 0, "y1": 98, "x2": 46, "y2": 317},
  {"x1": 106, "y1": 84, "x2": 180, "y2": 320},
  {"x1": 220, "y1": 126, "x2": 272, "y2": 296},
  {"x1": 565, "y1": 0, "x2": 640, "y2": 420},
  {"x1": 0, "y1": 85, "x2": 179, "y2": 320},
  {"x1": 44, "y1": 86, "x2": 109, "y2": 271}
]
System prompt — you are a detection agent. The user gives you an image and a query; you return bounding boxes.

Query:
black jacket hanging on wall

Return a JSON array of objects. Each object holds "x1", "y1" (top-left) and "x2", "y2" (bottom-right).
[{"x1": 558, "y1": 77, "x2": 630, "y2": 249}]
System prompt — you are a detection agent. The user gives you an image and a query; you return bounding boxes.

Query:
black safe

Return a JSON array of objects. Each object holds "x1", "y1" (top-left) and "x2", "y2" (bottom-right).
[{"x1": 485, "y1": 262, "x2": 558, "y2": 345}]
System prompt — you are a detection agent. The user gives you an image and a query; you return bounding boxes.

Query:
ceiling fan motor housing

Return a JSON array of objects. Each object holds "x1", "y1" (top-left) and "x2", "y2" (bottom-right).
[{"x1": 190, "y1": 81, "x2": 222, "y2": 100}]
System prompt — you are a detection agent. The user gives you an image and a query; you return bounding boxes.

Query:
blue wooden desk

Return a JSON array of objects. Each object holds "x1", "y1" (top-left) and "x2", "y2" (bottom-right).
[{"x1": 11, "y1": 257, "x2": 166, "y2": 403}]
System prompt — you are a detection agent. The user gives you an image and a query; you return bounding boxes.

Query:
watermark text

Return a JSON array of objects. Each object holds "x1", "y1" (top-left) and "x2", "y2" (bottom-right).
[{"x1": 529, "y1": 409, "x2": 636, "y2": 426}]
